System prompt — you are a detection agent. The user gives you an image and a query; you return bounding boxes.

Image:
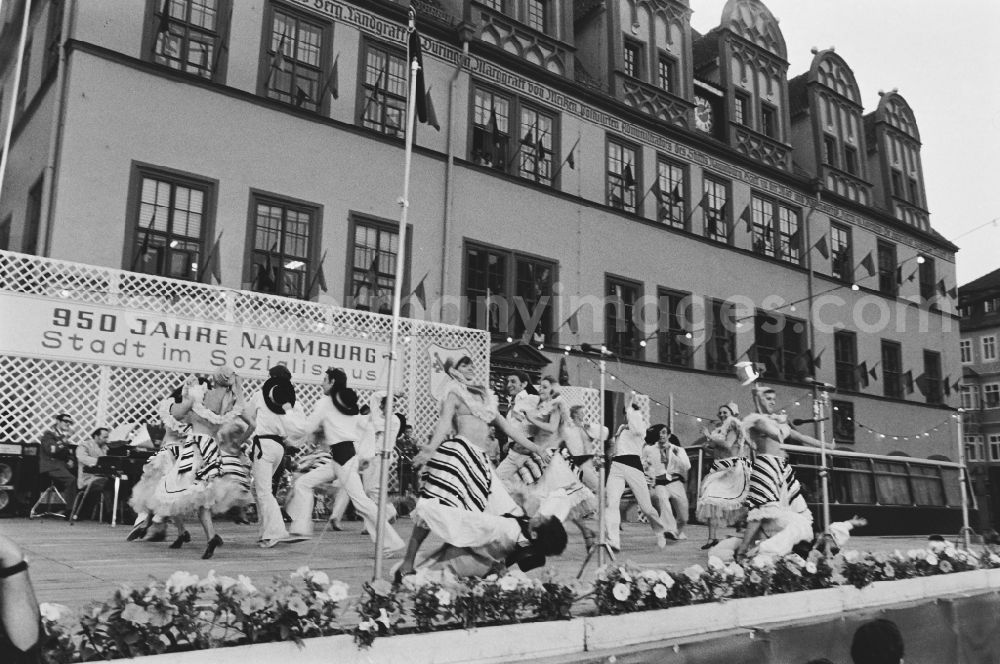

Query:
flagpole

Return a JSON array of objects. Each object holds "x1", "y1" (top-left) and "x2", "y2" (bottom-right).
[
  {"x1": 0, "y1": 0, "x2": 32, "y2": 205},
  {"x1": 550, "y1": 134, "x2": 580, "y2": 182},
  {"x1": 373, "y1": 49, "x2": 420, "y2": 581}
]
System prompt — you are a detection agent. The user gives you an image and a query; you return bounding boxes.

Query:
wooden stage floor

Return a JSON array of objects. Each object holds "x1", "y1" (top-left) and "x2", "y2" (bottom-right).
[{"x1": 2, "y1": 515, "x2": 944, "y2": 613}]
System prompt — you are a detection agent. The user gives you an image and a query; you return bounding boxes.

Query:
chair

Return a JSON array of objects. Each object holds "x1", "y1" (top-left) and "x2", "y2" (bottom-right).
[
  {"x1": 30, "y1": 479, "x2": 69, "y2": 519},
  {"x1": 69, "y1": 480, "x2": 105, "y2": 524}
]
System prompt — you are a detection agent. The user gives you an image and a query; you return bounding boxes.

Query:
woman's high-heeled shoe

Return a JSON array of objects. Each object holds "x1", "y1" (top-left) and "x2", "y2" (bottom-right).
[
  {"x1": 169, "y1": 531, "x2": 191, "y2": 549},
  {"x1": 700, "y1": 539, "x2": 720, "y2": 551},
  {"x1": 202, "y1": 534, "x2": 223, "y2": 560}
]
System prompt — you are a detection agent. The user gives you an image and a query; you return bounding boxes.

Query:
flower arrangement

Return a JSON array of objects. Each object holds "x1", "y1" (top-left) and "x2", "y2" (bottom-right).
[
  {"x1": 39, "y1": 567, "x2": 350, "y2": 662},
  {"x1": 354, "y1": 568, "x2": 579, "y2": 647},
  {"x1": 840, "y1": 541, "x2": 1000, "y2": 589}
]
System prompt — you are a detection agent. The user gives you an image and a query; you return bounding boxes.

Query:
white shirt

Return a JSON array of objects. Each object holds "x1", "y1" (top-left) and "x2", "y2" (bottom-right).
[
  {"x1": 507, "y1": 390, "x2": 539, "y2": 439},
  {"x1": 663, "y1": 444, "x2": 692, "y2": 478},
  {"x1": 304, "y1": 397, "x2": 361, "y2": 445},
  {"x1": 249, "y1": 391, "x2": 285, "y2": 437},
  {"x1": 615, "y1": 407, "x2": 648, "y2": 457},
  {"x1": 357, "y1": 411, "x2": 403, "y2": 460},
  {"x1": 641, "y1": 444, "x2": 666, "y2": 479}
]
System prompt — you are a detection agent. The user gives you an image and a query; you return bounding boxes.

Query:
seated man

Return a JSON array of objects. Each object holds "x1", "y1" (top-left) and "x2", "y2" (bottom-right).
[
  {"x1": 38, "y1": 413, "x2": 78, "y2": 511},
  {"x1": 74, "y1": 427, "x2": 116, "y2": 520},
  {"x1": 404, "y1": 497, "x2": 567, "y2": 578}
]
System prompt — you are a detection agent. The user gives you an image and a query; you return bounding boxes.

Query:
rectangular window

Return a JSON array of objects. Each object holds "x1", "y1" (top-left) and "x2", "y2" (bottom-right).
[
  {"x1": 831, "y1": 399, "x2": 855, "y2": 445},
  {"x1": 706, "y1": 299, "x2": 736, "y2": 373},
  {"x1": 623, "y1": 40, "x2": 642, "y2": 79},
  {"x1": 834, "y1": 330, "x2": 858, "y2": 392},
  {"x1": 130, "y1": 168, "x2": 213, "y2": 281},
  {"x1": 985, "y1": 384, "x2": 1000, "y2": 409},
  {"x1": 23, "y1": 176, "x2": 43, "y2": 255},
  {"x1": 655, "y1": 158, "x2": 685, "y2": 229},
  {"x1": 464, "y1": 243, "x2": 555, "y2": 342},
  {"x1": 607, "y1": 139, "x2": 638, "y2": 212},
  {"x1": 471, "y1": 86, "x2": 557, "y2": 185},
  {"x1": 822, "y1": 135, "x2": 837, "y2": 167},
  {"x1": 960, "y1": 385, "x2": 977, "y2": 410},
  {"x1": 918, "y1": 257, "x2": 935, "y2": 300},
  {"x1": 44, "y1": 0, "x2": 62, "y2": 77},
  {"x1": 481, "y1": 0, "x2": 504, "y2": 11},
  {"x1": 16, "y1": 39, "x2": 31, "y2": 113},
  {"x1": 960, "y1": 339, "x2": 972, "y2": 364},
  {"x1": 360, "y1": 41, "x2": 406, "y2": 136},
  {"x1": 348, "y1": 217, "x2": 402, "y2": 312},
  {"x1": 605, "y1": 276, "x2": 643, "y2": 359},
  {"x1": 760, "y1": 103, "x2": 777, "y2": 138},
  {"x1": 908, "y1": 177, "x2": 920, "y2": 206},
  {"x1": 263, "y1": 8, "x2": 327, "y2": 111},
  {"x1": 753, "y1": 311, "x2": 807, "y2": 382},
  {"x1": 987, "y1": 299, "x2": 999, "y2": 314},
  {"x1": 248, "y1": 194, "x2": 317, "y2": 299},
  {"x1": 881, "y1": 340, "x2": 903, "y2": 399},
  {"x1": 990, "y1": 435, "x2": 1000, "y2": 462},
  {"x1": 734, "y1": 92, "x2": 749, "y2": 125},
  {"x1": 471, "y1": 86, "x2": 510, "y2": 171},
  {"x1": 657, "y1": 289, "x2": 691, "y2": 368},
  {"x1": 830, "y1": 223, "x2": 851, "y2": 281},
  {"x1": 965, "y1": 435, "x2": 984, "y2": 462},
  {"x1": 922, "y1": 350, "x2": 942, "y2": 405},
  {"x1": 526, "y1": 0, "x2": 547, "y2": 32},
  {"x1": 750, "y1": 194, "x2": 800, "y2": 263},
  {"x1": 877, "y1": 241, "x2": 897, "y2": 296},
  {"x1": 657, "y1": 54, "x2": 675, "y2": 93},
  {"x1": 703, "y1": 177, "x2": 729, "y2": 244},
  {"x1": 843, "y1": 145, "x2": 858, "y2": 175},
  {"x1": 152, "y1": 0, "x2": 227, "y2": 81},
  {"x1": 890, "y1": 170, "x2": 904, "y2": 197},
  {"x1": 517, "y1": 105, "x2": 554, "y2": 184},
  {"x1": 982, "y1": 335, "x2": 997, "y2": 361}
]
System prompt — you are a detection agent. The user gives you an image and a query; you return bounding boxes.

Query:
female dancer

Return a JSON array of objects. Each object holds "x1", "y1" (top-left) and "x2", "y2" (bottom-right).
[
  {"x1": 695, "y1": 402, "x2": 750, "y2": 550},
  {"x1": 153, "y1": 367, "x2": 245, "y2": 559},
  {"x1": 522, "y1": 377, "x2": 597, "y2": 546}
]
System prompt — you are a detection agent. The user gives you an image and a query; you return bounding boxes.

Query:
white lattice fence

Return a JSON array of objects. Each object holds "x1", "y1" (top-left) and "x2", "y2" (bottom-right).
[{"x1": 0, "y1": 250, "x2": 490, "y2": 491}]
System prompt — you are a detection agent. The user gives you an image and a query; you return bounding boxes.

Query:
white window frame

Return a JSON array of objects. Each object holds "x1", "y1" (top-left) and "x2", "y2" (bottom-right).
[
  {"x1": 964, "y1": 435, "x2": 982, "y2": 462},
  {"x1": 982, "y1": 335, "x2": 997, "y2": 361},
  {"x1": 960, "y1": 385, "x2": 977, "y2": 411},
  {"x1": 960, "y1": 339, "x2": 972, "y2": 364},
  {"x1": 990, "y1": 435, "x2": 1000, "y2": 462}
]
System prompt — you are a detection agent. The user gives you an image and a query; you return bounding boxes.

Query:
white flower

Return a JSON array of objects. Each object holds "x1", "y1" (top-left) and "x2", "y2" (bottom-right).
[
  {"x1": 310, "y1": 571, "x2": 330, "y2": 587},
  {"x1": 657, "y1": 570, "x2": 674, "y2": 586},
  {"x1": 785, "y1": 554, "x2": 806, "y2": 568},
  {"x1": 653, "y1": 583, "x2": 668, "y2": 599},
  {"x1": 955, "y1": 551, "x2": 968, "y2": 563},
  {"x1": 217, "y1": 575, "x2": 237, "y2": 591},
  {"x1": 988, "y1": 553, "x2": 1000, "y2": 565},
  {"x1": 751, "y1": 555, "x2": 774, "y2": 569},
  {"x1": 39, "y1": 603, "x2": 68, "y2": 622},
  {"x1": 842, "y1": 551, "x2": 861, "y2": 564},
  {"x1": 617, "y1": 568, "x2": 632, "y2": 584},
  {"x1": 925, "y1": 553, "x2": 939, "y2": 566},
  {"x1": 805, "y1": 561, "x2": 818, "y2": 574},
  {"x1": 907, "y1": 549, "x2": 927, "y2": 561},
  {"x1": 499, "y1": 575, "x2": 519, "y2": 592},
  {"x1": 612, "y1": 583, "x2": 631, "y2": 601},
  {"x1": 707, "y1": 556, "x2": 726, "y2": 571},
  {"x1": 327, "y1": 580, "x2": 349, "y2": 602},
  {"x1": 749, "y1": 572, "x2": 762, "y2": 584},
  {"x1": 314, "y1": 591, "x2": 330, "y2": 602},
  {"x1": 358, "y1": 619, "x2": 377, "y2": 632},
  {"x1": 683, "y1": 564, "x2": 705, "y2": 582},
  {"x1": 377, "y1": 608, "x2": 393, "y2": 628},
  {"x1": 725, "y1": 563, "x2": 745, "y2": 580},
  {"x1": 641, "y1": 569, "x2": 661, "y2": 582},
  {"x1": 927, "y1": 540, "x2": 946, "y2": 553},
  {"x1": 434, "y1": 589, "x2": 452, "y2": 606},
  {"x1": 166, "y1": 570, "x2": 199, "y2": 593},
  {"x1": 883, "y1": 565, "x2": 895, "y2": 578},
  {"x1": 237, "y1": 575, "x2": 257, "y2": 594}
]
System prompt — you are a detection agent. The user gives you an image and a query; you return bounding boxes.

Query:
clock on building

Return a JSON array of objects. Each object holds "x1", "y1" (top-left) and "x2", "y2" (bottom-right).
[{"x1": 694, "y1": 95, "x2": 714, "y2": 133}]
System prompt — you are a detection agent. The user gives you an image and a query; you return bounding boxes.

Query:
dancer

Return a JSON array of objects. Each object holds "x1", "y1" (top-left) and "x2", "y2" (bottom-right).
[
  {"x1": 641, "y1": 424, "x2": 682, "y2": 541},
  {"x1": 127, "y1": 384, "x2": 190, "y2": 542},
  {"x1": 604, "y1": 393, "x2": 668, "y2": 551},
  {"x1": 495, "y1": 371, "x2": 540, "y2": 486},
  {"x1": 238, "y1": 365, "x2": 304, "y2": 548},
  {"x1": 287, "y1": 368, "x2": 404, "y2": 554},
  {"x1": 736, "y1": 385, "x2": 829, "y2": 560},
  {"x1": 152, "y1": 367, "x2": 245, "y2": 559},
  {"x1": 396, "y1": 356, "x2": 546, "y2": 579},
  {"x1": 563, "y1": 406, "x2": 601, "y2": 497},
  {"x1": 695, "y1": 402, "x2": 750, "y2": 550}
]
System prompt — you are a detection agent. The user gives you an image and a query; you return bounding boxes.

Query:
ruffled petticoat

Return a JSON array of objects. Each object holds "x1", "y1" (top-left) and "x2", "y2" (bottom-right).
[
  {"x1": 695, "y1": 457, "x2": 750, "y2": 525},
  {"x1": 128, "y1": 447, "x2": 176, "y2": 515},
  {"x1": 516, "y1": 450, "x2": 597, "y2": 523},
  {"x1": 212, "y1": 452, "x2": 253, "y2": 514},
  {"x1": 151, "y1": 434, "x2": 242, "y2": 516}
]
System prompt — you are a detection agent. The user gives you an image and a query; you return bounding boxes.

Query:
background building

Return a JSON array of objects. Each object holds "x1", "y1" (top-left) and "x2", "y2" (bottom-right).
[
  {"x1": 0, "y1": 0, "x2": 964, "y2": 525},
  {"x1": 959, "y1": 267, "x2": 1000, "y2": 531}
]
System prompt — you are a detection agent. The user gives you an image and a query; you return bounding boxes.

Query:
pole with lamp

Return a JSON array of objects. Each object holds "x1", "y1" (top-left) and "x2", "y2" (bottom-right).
[{"x1": 954, "y1": 407, "x2": 972, "y2": 549}]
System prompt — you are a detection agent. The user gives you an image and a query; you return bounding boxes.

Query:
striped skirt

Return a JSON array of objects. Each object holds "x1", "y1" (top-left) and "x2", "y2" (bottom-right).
[
  {"x1": 696, "y1": 457, "x2": 750, "y2": 525},
  {"x1": 746, "y1": 454, "x2": 802, "y2": 520},
  {"x1": 420, "y1": 437, "x2": 492, "y2": 513}
]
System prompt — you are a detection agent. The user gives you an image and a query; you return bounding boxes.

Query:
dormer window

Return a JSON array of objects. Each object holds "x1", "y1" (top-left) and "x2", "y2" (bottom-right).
[
  {"x1": 526, "y1": 0, "x2": 547, "y2": 32},
  {"x1": 890, "y1": 169, "x2": 904, "y2": 198},
  {"x1": 657, "y1": 54, "x2": 675, "y2": 93},
  {"x1": 843, "y1": 145, "x2": 858, "y2": 175},
  {"x1": 823, "y1": 135, "x2": 837, "y2": 167},
  {"x1": 624, "y1": 40, "x2": 642, "y2": 79},
  {"x1": 734, "y1": 92, "x2": 750, "y2": 126},
  {"x1": 760, "y1": 103, "x2": 777, "y2": 138}
]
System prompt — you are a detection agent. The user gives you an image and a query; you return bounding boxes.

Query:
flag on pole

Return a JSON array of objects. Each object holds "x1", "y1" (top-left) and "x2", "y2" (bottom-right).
[
  {"x1": 425, "y1": 86, "x2": 440, "y2": 130},
  {"x1": 488, "y1": 105, "x2": 503, "y2": 163},
  {"x1": 937, "y1": 279, "x2": 948, "y2": 297},
  {"x1": 305, "y1": 250, "x2": 328, "y2": 298},
  {"x1": 669, "y1": 184, "x2": 683, "y2": 206},
  {"x1": 868, "y1": 361, "x2": 879, "y2": 382},
  {"x1": 813, "y1": 233, "x2": 830, "y2": 259},
  {"x1": 156, "y1": 0, "x2": 171, "y2": 36},
  {"x1": 948, "y1": 286, "x2": 958, "y2": 299},
  {"x1": 267, "y1": 29, "x2": 288, "y2": 84},
  {"x1": 859, "y1": 251, "x2": 876, "y2": 277},
  {"x1": 855, "y1": 361, "x2": 870, "y2": 389},
  {"x1": 943, "y1": 376, "x2": 952, "y2": 397},
  {"x1": 320, "y1": 55, "x2": 339, "y2": 100},
  {"x1": 740, "y1": 204, "x2": 753, "y2": 233},
  {"x1": 407, "y1": 6, "x2": 427, "y2": 124},
  {"x1": 360, "y1": 67, "x2": 385, "y2": 121},
  {"x1": 292, "y1": 86, "x2": 309, "y2": 107},
  {"x1": 566, "y1": 143, "x2": 576, "y2": 169},
  {"x1": 131, "y1": 207, "x2": 157, "y2": 271},
  {"x1": 254, "y1": 241, "x2": 278, "y2": 293},
  {"x1": 558, "y1": 356, "x2": 570, "y2": 386},
  {"x1": 622, "y1": 162, "x2": 635, "y2": 189},
  {"x1": 412, "y1": 272, "x2": 428, "y2": 308},
  {"x1": 199, "y1": 232, "x2": 223, "y2": 284}
]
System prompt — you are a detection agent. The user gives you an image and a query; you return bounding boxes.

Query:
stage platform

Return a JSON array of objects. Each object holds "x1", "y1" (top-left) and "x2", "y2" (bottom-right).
[{"x1": 1, "y1": 515, "x2": 955, "y2": 611}]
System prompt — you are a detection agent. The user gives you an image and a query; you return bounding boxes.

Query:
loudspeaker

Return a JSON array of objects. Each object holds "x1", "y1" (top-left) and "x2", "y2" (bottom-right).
[{"x1": 0, "y1": 450, "x2": 38, "y2": 517}]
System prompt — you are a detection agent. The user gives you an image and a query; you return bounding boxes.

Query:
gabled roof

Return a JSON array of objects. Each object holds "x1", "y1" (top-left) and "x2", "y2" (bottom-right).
[
  {"x1": 960, "y1": 266, "x2": 1000, "y2": 294},
  {"x1": 787, "y1": 73, "x2": 809, "y2": 117}
]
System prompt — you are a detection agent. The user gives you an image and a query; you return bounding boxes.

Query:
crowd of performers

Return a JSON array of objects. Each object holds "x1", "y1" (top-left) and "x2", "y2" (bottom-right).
[{"x1": 123, "y1": 358, "x2": 863, "y2": 573}]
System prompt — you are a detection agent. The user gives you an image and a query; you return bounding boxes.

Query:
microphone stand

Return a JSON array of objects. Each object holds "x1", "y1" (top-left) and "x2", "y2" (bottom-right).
[{"x1": 812, "y1": 385, "x2": 831, "y2": 532}]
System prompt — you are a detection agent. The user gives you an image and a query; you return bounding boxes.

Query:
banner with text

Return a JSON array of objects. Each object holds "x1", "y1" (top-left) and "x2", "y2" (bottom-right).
[{"x1": 0, "y1": 292, "x2": 394, "y2": 389}]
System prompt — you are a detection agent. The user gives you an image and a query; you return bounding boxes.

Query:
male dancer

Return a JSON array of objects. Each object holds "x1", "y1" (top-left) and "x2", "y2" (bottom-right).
[
  {"x1": 736, "y1": 385, "x2": 830, "y2": 559},
  {"x1": 495, "y1": 372, "x2": 539, "y2": 486},
  {"x1": 396, "y1": 356, "x2": 546, "y2": 579}
]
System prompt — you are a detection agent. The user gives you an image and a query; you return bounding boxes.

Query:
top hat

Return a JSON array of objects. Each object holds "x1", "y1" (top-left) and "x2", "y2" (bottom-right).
[
  {"x1": 734, "y1": 361, "x2": 760, "y2": 386},
  {"x1": 332, "y1": 388, "x2": 360, "y2": 416},
  {"x1": 262, "y1": 376, "x2": 296, "y2": 415}
]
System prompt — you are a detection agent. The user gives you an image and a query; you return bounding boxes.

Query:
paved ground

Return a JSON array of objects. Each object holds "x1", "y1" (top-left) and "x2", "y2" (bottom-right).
[{"x1": 2, "y1": 514, "x2": 959, "y2": 615}]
